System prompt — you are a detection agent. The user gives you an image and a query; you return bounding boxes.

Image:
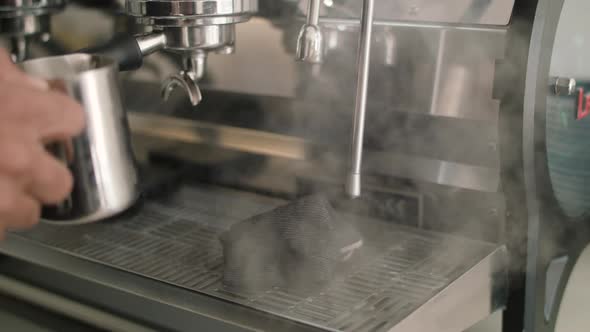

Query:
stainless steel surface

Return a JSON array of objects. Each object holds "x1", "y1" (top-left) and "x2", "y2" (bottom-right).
[
  {"x1": 185, "y1": 18, "x2": 505, "y2": 198},
  {"x1": 552, "y1": 77, "x2": 577, "y2": 96},
  {"x1": 387, "y1": 247, "x2": 506, "y2": 332},
  {"x1": 0, "y1": 275, "x2": 156, "y2": 332},
  {"x1": 320, "y1": 17, "x2": 511, "y2": 31},
  {"x1": 124, "y1": 0, "x2": 255, "y2": 46},
  {"x1": 324, "y1": 22, "x2": 504, "y2": 122},
  {"x1": 365, "y1": 153, "x2": 501, "y2": 192},
  {"x1": 126, "y1": 0, "x2": 257, "y2": 25},
  {"x1": 127, "y1": 112, "x2": 500, "y2": 192},
  {"x1": 549, "y1": 0, "x2": 590, "y2": 80},
  {"x1": 346, "y1": 0, "x2": 375, "y2": 198},
  {"x1": 0, "y1": 244, "x2": 327, "y2": 332},
  {"x1": 136, "y1": 32, "x2": 167, "y2": 56},
  {"x1": 20, "y1": 54, "x2": 138, "y2": 224},
  {"x1": 295, "y1": 0, "x2": 323, "y2": 63},
  {"x1": 203, "y1": 16, "x2": 506, "y2": 112},
  {"x1": 298, "y1": 0, "x2": 515, "y2": 26},
  {"x1": 3, "y1": 184, "x2": 508, "y2": 332},
  {"x1": 163, "y1": 25, "x2": 236, "y2": 52}
]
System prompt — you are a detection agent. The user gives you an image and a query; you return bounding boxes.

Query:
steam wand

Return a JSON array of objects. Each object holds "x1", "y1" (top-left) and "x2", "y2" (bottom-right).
[
  {"x1": 295, "y1": 0, "x2": 375, "y2": 198},
  {"x1": 345, "y1": 0, "x2": 375, "y2": 198}
]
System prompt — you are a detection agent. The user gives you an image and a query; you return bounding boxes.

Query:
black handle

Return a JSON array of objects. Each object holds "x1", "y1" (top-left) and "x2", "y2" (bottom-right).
[{"x1": 79, "y1": 34, "x2": 143, "y2": 71}]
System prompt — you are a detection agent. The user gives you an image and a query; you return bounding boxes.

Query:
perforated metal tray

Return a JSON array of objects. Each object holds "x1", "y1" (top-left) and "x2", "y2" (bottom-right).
[{"x1": 6, "y1": 185, "x2": 507, "y2": 332}]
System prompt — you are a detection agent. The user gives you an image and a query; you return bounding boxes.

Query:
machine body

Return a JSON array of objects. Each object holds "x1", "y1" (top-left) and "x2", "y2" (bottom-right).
[{"x1": 0, "y1": 1, "x2": 589, "y2": 332}]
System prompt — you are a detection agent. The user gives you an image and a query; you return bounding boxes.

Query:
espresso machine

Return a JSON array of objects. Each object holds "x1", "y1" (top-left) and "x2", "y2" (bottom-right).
[
  {"x1": 0, "y1": 0, "x2": 589, "y2": 332},
  {"x1": 0, "y1": 0, "x2": 65, "y2": 61}
]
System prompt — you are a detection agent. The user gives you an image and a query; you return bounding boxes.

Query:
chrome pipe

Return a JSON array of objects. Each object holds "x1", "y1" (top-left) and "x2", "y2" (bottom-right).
[
  {"x1": 346, "y1": 0, "x2": 375, "y2": 198},
  {"x1": 306, "y1": 0, "x2": 321, "y2": 25},
  {"x1": 136, "y1": 32, "x2": 167, "y2": 56}
]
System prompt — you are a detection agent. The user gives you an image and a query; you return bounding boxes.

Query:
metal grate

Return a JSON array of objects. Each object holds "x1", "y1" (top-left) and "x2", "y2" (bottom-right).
[{"x1": 15, "y1": 185, "x2": 497, "y2": 332}]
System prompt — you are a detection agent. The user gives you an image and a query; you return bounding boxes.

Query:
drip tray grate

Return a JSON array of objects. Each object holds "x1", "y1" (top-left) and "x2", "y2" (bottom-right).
[{"x1": 12, "y1": 185, "x2": 504, "y2": 332}]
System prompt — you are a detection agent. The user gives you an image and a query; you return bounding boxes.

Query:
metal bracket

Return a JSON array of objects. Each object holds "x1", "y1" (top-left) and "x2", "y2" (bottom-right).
[
  {"x1": 161, "y1": 72, "x2": 202, "y2": 106},
  {"x1": 544, "y1": 256, "x2": 569, "y2": 322},
  {"x1": 161, "y1": 52, "x2": 206, "y2": 106},
  {"x1": 551, "y1": 77, "x2": 577, "y2": 96}
]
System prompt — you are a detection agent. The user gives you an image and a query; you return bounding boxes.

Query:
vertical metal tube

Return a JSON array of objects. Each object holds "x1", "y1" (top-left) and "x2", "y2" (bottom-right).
[
  {"x1": 345, "y1": 0, "x2": 375, "y2": 198},
  {"x1": 307, "y1": 0, "x2": 321, "y2": 25},
  {"x1": 10, "y1": 36, "x2": 27, "y2": 62}
]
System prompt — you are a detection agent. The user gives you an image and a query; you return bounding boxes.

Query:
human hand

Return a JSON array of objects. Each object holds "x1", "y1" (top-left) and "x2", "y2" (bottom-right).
[{"x1": 0, "y1": 48, "x2": 85, "y2": 238}]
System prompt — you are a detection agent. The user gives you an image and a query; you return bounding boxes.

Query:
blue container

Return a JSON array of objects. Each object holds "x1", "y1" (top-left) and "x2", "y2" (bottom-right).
[{"x1": 546, "y1": 81, "x2": 590, "y2": 220}]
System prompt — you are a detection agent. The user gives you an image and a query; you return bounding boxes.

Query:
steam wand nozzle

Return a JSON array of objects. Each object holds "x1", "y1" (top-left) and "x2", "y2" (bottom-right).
[{"x1": 296, "y1": 0, "x2": 323, "y2": 63}]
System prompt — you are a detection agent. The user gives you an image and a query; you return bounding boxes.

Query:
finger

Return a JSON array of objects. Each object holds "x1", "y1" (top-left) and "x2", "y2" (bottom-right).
[
  {"x1": 27, "y1": 147, "x2": 74, "y2": 205},
  {"x1": 6, "y1": 195, "x2": 40, "y2": 230},
  {"x1": 35, "y1": 91, "x2": 86, "y2": 142},
  {"x1": 0, "y1": 48, "x2": 49, "y2": 91},
  {"x1": 0, "y1": 176, "x2": 40, "y2": 230},
  {"x1": 0, "y1": 138, "x2": 73, "y2": 204},
  {"x1": 0, "y1": 85, "x2": 85, "y2": 142},
  {"x1": 0, "y1": 136, "x2": 37, "y2": 180}
]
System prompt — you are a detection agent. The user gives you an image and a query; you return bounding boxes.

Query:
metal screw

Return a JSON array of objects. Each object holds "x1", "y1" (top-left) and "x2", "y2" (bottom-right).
[{"x1": 553, "y1": 77, "x2": 577, "y2": 96}]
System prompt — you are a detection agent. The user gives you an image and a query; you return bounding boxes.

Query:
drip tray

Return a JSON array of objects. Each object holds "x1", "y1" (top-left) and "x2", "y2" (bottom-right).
[{"x1": 2, "y1": 185, "x2": 507, "y2": 332}]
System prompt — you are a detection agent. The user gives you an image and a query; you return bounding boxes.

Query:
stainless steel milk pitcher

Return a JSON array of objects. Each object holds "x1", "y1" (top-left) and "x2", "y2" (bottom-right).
[{"x1": 20, "y1": 54, "x2": 139, "y2": 224}]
